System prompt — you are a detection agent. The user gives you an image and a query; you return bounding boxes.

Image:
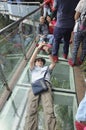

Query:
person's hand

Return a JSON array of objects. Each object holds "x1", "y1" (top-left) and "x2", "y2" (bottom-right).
[{"x1": 37, "y1": 42, "x2": 46, "y2": 50}]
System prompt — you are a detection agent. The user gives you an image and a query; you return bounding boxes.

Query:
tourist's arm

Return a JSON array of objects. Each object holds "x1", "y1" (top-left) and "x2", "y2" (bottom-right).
[
  {"x1": 74, "y1": 11, "x2": 81, "y2": 20},
  {"x1": 29, "y1": 43, "x2": 46, "y2": 70},
  {"x1": 49, "y1": 55, "x2": 56, "y2": 70}
]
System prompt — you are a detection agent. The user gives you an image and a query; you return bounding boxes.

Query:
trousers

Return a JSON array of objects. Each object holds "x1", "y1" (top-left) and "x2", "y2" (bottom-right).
[
  {"x1": 72, "y1": 32, "x2": 86, "y2": 64},
  {"x1": 24, "y1": 83, "x2": 57, "y2": 130},
  {"x1": 52, "y1": 27, "x2": 73, "y2": 56}
]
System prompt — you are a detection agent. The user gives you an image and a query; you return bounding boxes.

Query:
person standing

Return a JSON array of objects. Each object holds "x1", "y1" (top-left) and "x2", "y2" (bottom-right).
[
  {"x1": 68, "y1": 0, "x2": 86, "y2": 66},
  {"x1": 51, "y1": 0, "x2": 79, "y2": 62},
  {"x1": 24, "y1": 43, "x2": 57, "y2": 130}
]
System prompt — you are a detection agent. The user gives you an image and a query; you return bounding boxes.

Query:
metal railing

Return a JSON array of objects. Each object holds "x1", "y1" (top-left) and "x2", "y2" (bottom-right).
[{"x1": 0, "y1": 3, "x2": 43, "y2": 110}]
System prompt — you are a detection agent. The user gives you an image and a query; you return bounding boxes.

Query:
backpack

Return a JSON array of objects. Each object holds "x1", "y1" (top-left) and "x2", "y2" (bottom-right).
[{"x1": 78, "y1": 11, "x2": 86, "y2": 33}]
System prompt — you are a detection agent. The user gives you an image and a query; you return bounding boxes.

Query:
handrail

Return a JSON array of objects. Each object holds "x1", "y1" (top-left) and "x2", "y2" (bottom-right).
[
  {"x1": 0, "y1": 3, "x2": 45, "y2": 110},
  {"x1": 7, "y1": 1, "x2": 40, "y2": 4}
]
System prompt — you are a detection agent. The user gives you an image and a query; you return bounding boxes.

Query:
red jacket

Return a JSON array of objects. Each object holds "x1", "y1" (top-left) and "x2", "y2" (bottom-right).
[{"x1": 48, "y1": 20, "x2": 56, "y2": 34}]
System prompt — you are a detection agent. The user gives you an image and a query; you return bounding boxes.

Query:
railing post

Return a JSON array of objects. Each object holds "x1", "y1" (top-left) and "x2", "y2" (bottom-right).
[{"x1": 19, "y1": 22, "x2": 27, "y2": 60}]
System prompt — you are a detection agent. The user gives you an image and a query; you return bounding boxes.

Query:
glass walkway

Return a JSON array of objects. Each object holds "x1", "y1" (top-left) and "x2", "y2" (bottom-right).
[{"x1": 0, "y1": 2, "x2": 78, "y2": 130}]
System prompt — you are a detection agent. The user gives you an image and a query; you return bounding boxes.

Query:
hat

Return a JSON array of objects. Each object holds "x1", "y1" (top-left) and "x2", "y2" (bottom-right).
[{"x1": 35, "y1": 57, "x2": 46, "y2": 65}]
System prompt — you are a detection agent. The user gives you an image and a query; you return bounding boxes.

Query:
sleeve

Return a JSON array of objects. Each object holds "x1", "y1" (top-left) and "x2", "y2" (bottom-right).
[{"x1": 75, "y1": 0, "x2": 85, "y2": 13}]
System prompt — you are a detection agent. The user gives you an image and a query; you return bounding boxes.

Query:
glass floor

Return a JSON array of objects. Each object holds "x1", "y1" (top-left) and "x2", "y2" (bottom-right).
[
  {"x1": 0, "y1": 54, "x2": 78, "y2": 130},
  {"x1": 0, "y1": 3, "x2": 79, "y2": 129}
]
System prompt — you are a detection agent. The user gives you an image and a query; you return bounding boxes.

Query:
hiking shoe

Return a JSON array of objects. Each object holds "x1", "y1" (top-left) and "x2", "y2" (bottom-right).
[
  {"x1": 52, "y1": 56, "x2": 58, "y2": 62},
  {"x1": 68, "y1": 58, "x2": 75, "y2": 67},
  {"x1": 63, "y1": 54, "x2": 68, "y2": 59}
]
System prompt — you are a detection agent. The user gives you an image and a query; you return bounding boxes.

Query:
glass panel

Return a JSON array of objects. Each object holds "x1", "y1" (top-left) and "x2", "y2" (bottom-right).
[
  {"x1": 0, "y1": 86, "x2": 77, "y2": 130},
  {"x1": 0, "y1": 86, "x2": 29, "y2": 130},
  {"x1": 0, "y1": 8, "x2": 41, "y2": 96},
  {"x1": 51, "y1": 62, "x2": 70, "y2": 89},
  {"x1": 52, "y1": 61, "x2": 75, "y2": 91},
  {"x1": 17, "y1": 62, "x2": 30, "y2": 85},
  {"x1": 0, "y1": 51, "x2": 77, "y2": 130}
]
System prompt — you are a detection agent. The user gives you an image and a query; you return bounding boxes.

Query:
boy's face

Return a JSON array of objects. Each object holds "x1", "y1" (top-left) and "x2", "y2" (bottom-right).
[
  {"x1": 40, "y1": 16, "x2": 45, "y2": 24},
  {"x1": 35, "y1": 59, "x2": 44, "y2": 67}
]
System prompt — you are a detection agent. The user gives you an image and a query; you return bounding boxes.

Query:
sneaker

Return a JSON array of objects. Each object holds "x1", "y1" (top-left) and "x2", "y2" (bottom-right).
[
  {"x1": 68, "y1": 58, "x2": 75, "y2": 67},
  {"x1": 52, "y1": 56, "x2": 58, "y2": 62},
  {"x1": 63, "y1": 54, "x2": 68, "y2": 59}
]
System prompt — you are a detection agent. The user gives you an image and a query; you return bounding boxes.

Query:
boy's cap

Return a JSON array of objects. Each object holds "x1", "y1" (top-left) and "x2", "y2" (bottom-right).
[{"x1": 35, "y1": 57, "x2": 46, "y2": 65}]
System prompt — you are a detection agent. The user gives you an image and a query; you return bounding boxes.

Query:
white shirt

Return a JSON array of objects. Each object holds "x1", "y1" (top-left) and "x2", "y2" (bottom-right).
[
  {"x1": 30, "y1": 66, "x2": 51, "y2": 83},
  {"x1": 75, "y1": 93, "x2": 86, "y2": 121},
  {"x1": 74, "y1": 0, "x2": 86, "y2": 32},
  {"x1": 75, "y1": 0, "x2": 86, "y2": 13}
]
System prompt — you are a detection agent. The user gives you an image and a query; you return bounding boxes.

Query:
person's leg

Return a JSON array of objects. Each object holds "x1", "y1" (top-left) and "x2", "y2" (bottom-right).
[
  {"x1": 52, "y1": 27, "x2": 62, "y2": 56},
  {"x1": 68, "y1": 32, "x2": 82, "y2": 66},
  {"x1": 43, "y1": 7, "x2": 47, "y2": 18},
  {"x1": 41, "y1": 83, "x2": 57, "y2": 130},
  {"x1": 72, "y1": 32, "x2": 82, "y2": 64},
  {"x1": 47, "y1": 7, "x2": 51, "y2": 15},
  {"x1": 79, "y1": 35, "x2": 86, "y2": 63},
  {"x1": 47, "y1": 34, "x2": 54, "y2": 45},
  {"x1": 24, "y1": 89, "x2": 40, "y2": 130},
  {"x1": 63, "y1": 28, "x2": 72, "y2": 58}
]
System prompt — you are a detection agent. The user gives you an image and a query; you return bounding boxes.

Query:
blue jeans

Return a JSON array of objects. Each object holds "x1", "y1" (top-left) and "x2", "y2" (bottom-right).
[
  {"x1": 43, "y1": 7, "x2": 51, "y2": 18},
  {"x1": 39, "y1": 34, "x2": 54, "y2": 45},
  {"x1": 72, "y1": 32, "x2": 86, "y2": 63},
  {"x1": 52, "y1": 27, "x2": 73, "y2": 56}
]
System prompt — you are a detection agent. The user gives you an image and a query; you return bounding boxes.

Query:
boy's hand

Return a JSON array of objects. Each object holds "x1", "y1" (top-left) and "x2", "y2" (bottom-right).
[{"x1": 37, "y1": 42, "x2": 46, "y2": 50}]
